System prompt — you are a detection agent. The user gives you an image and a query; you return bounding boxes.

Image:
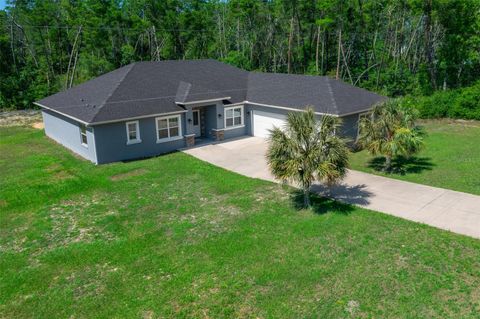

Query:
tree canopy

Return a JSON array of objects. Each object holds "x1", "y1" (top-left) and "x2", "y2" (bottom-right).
[
  {"x1": 267, "y1": 108, "x2": 349, "y2": 207},
  {"x1": 1, "y1": 0, "x2": 479, "y2": 109}
]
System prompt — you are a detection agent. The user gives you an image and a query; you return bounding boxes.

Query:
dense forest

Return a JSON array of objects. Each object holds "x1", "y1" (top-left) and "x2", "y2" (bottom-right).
[{"x1": 0, "y1": 0, "x2": 479, "y2": 111}]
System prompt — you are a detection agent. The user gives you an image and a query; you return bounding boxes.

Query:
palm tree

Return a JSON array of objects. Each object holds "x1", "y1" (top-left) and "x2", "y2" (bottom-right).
[
  {"x1": 357, "y1": 98, "x2": 424, "y2": 172},
  {"x1": 266, "y1": 108, "x2": 349, "y2": 208}
]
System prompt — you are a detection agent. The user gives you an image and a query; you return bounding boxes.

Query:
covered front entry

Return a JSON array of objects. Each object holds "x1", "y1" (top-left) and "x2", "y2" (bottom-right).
[
  {"x1": 252, "y1": 110, "x2": 287, "y2": 138},
  {"x1": 192, "y1": 109, "x2": 201, "y2": 136}
]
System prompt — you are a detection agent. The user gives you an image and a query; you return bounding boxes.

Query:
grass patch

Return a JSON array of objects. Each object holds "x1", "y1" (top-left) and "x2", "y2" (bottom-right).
[
  {"x1": 1, "y1": 126, "x2": 480, "y2": 318},
  {"x1": 350, "y1": 119, "x2": 480, "y2": 195}
]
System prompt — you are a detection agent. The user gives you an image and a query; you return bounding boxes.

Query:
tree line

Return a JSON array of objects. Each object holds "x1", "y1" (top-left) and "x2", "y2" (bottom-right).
[{"x1": 1, "y1": 0, "x2": 479, "y2": 110}]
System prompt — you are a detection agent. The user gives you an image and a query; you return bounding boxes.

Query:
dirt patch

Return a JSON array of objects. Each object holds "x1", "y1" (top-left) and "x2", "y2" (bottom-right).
[
  {"x1": 0, "y1": 110, "x2": 42, "y2": 127},
  {"x1": 32, "y1": 122, "x2": 44, "y2": 129},
  {"x1": 110, "y1": 168, "x2": 148, "y2": 181},
  {"x1": 44, "y1": 163, "x2": 75, "y2": 181}
]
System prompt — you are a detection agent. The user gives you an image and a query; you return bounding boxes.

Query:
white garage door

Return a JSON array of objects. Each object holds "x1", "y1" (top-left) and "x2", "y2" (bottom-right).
[{"x1": 253, "y1": 110, "x2": 287, "y2": 138}]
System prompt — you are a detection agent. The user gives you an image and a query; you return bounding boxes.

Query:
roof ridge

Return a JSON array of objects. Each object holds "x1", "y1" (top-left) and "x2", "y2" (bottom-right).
[
  {"x1": 90, "y1": 63, "x2": 136, "y2": 122},
  {"x1": 325, "y1": 77, "x2": 339, "y2": 115},
  {"x1": 176, "y1": 81, "x2": 192, "y2": 103}
]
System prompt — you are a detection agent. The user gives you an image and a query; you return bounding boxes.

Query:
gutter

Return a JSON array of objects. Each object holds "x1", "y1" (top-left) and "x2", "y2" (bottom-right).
[
  {"x1": 175, "y1": 97, "x2": 231, "y2": 105},
  {"x1": 34, "y1": 102, "x2": 90, "y2": 125}
]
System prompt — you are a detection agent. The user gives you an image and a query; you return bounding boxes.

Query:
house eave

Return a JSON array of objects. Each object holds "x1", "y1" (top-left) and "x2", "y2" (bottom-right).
[
  {"x1": 337, "y1": 107, "x2": 375, "y2": 117},
  {"x1": 244, "y1": 101, "x2": 338, "y2": 116},
  {"x1": 175, "y1": 97, "x2": 231, "y2": 105},
  {"x1": 88, "y1": 110, "x2": 188, "y2": 126},
  {"x1": 34, "y1": 102, "x2": 90, "y2": 125}
]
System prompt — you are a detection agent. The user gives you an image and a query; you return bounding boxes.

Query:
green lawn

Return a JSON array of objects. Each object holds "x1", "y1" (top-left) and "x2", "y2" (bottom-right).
[
  {"x1": 350, "y1": 119, "x2": 480, "y2": 195},
  {"x1": 1, "y1": 126, "x2": 480, "y2": 318}
]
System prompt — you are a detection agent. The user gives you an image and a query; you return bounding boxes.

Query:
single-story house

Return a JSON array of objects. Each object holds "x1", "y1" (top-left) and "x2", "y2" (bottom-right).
[{"x1": 35, "y1": 59, "x2": 385, "y2": 164}]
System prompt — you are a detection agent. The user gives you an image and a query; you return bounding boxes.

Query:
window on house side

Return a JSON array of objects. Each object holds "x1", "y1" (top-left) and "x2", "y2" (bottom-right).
[
  {"x1": 225, "y1": 106, "x2": 243, "y2": 128},
  {"x1": 80, "y1": 124, "x2": 88, "y2": 146},
  {"x1": 156, "y1": 115, "x2": 182, "y2": 142},
  {"x1": 126, "y1": 121, "x2": 141, "y2": 144}
]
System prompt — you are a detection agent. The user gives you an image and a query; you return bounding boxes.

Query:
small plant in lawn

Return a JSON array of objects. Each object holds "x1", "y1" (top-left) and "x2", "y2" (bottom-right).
[
  {"x1": 357, "y1": 98, "x2": 425, "y2": 172},
  {"x1": 266, "y1": 108, "x2": 349, "y2": 207}
]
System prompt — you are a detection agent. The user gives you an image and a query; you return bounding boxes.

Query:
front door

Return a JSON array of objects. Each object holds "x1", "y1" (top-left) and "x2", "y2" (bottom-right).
[{"x1": 192, "y1": 109, "x2": 201, "y2": 136}]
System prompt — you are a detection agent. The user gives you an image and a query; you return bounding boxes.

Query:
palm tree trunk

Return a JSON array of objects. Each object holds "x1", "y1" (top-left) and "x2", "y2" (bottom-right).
[
  {"x1": 303, "y1": 188, "x2": 310, "y2": 207},
  {"x1": 385, "y1": 155, "x2": 392, "y2": 172}
]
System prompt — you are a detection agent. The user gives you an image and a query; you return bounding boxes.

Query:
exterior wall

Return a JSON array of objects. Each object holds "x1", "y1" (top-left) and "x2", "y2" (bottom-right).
[
  {"x1": 93, "y1": 113, "x2": 187, "y2": 164},
  {"x1": 224, "y1": 125, "x2": 247, "y2": 139},
  {"x1": 204, "y1": 105, "x2": 218, "y2": 138},
  {"x1": 339, "y1": 113, "x2": 360, "y2": 142},
  {"x1": 43, "y1": 102, "x2": 363, "y2": 164},
  {"x1": 246, "y1": 104, "x2": 361, "y2": 142},
  {"x1": 42, "y1": 109, "x2": 97, "y2": 163}
]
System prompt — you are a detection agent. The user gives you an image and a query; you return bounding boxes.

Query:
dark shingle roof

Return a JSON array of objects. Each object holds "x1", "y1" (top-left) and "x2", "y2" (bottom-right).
[{"x1": 36, "y1": 59, "x2": 385, "y2": 124}]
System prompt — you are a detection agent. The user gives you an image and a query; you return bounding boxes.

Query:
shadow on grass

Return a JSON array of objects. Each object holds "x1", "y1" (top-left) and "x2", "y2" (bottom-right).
[
  {"x1": 291, "y1": 183, "x2": 373, "y2": 215},
  {"x1": 367, "y1": 156, "x2": 434, "y2": 175}
]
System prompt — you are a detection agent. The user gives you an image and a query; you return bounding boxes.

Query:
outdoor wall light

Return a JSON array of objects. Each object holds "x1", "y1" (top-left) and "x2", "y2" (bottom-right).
[
  {"x1": 218, "y1": 114, "x2": 222, "y2": 118},
  {"x1": 246, "y1": 111, "x2": 250, "y2": 116},
  {"x1": 187, "y1": 118, "x2": 192, "y2": 123}
]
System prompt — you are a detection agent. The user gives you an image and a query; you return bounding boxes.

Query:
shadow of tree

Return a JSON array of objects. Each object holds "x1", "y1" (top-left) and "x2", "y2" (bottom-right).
[
  {"x1": 311, "y1": 183, "x2": 373, "y2": 206},
  {"x1": 290, "y1": 182, "x2": 373, "y2": 215},
  {"x1": 367, "y1": 156, "x2": 434, "y2": 175},
  {"x1": 290, "y1": 190, "x2": 356, "y2": 215}
]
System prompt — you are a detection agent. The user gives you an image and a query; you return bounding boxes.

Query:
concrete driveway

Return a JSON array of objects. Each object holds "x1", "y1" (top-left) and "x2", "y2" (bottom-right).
[{"x1": 184, "y1": 137, "x2": 480, "y2": 239}]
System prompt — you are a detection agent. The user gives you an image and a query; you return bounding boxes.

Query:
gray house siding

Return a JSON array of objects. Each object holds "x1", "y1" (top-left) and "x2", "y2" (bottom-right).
[
  {"x1": 339, "y1": 113, "x2": 360, "y2": 141},
  {"x1": 93, "y1": 113, "x2": 187, "y2": 164},
  {"x1": 42, "y1": 102, "x2": 365, "y2": 165},
  {"x1": 204, "y1": 105, "x2": 218, "y2": 138},
  {"x1": 42, "y1": 109, "x2": 97, "y2": 163},
  {"x1": 224, "y1": 126, "x2": 247, "y2": 139}
]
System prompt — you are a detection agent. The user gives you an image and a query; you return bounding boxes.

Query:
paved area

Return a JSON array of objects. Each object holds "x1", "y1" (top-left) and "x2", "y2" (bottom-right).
[{"x1": 184, "y1": 137, "x2": 480, "y2": 239}]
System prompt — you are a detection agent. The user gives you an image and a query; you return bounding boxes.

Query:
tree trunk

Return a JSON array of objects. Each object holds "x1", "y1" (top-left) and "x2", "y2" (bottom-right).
[
  {"x1": 66, "y1": 26, "x2": 82, "y2": 89},
  {"x1": 336, "y1": 29, "x2": 342, "y2": 80},
  {"x1": 287, "y1": 17, "x2": 294, "y2": 74},
  {"x1": 315, "y1": 25, "x2": 320, "y2": 73},
  {"x1": 423, "y1": 0, "x2": 437, "y2": 89},
  {"x1": 384, "y1": 155, "x2": 392, "y2": 172},
  {"x1": 303, "y1": 187, "x2": 311, "y2": 207}
]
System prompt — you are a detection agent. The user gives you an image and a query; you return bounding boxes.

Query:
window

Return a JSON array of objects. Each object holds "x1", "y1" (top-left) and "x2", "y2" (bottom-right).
[
  {"x1": 79, "y1": 124, "x2": 88, "y2": 146},
  {"x1": 126, "y1": 121, "x2": 141, "y2": 144},
  {"x1": 156, "y1": 115, "x2": 182, "y2": 142},
  {"x1": 225, "y1": 106, "x2": 244, "y2": 128}
]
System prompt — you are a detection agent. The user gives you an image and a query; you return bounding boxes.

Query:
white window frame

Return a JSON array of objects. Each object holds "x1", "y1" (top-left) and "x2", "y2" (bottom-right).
[
  {"x1": 125, "y1": 120, "x2": 141, "y2": 145},
  {"x1": 155, "y1": 114, "x2": 183, "y2": 143},
  {"x1": 79, "y1": 123, "x2": 88, "y2": 147},
  {"x1": 224, "y1": 105, "x2": 244, "y2": 130}
]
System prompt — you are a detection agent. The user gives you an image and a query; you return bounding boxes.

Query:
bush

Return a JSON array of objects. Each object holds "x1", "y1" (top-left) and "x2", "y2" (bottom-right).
[{"x1": 402, "y1": 82, "x2": 480, "y2": 120}]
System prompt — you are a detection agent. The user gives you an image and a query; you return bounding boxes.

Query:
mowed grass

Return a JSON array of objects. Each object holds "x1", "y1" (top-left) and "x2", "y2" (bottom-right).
[
  {"x1": 1, "y1": 126, "x2": 480, "y2": 318},
  {"x1": 350, "y1": 119, "x2": 480, "y2": 195}
]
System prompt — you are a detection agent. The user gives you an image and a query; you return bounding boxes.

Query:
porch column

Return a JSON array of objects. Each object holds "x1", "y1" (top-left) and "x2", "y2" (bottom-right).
[
  {"x1": 215, "y1": 102, "x2": 225, "y2": 130},
  {"x1": 211, "y1": 129, "x2": 224, "y2": 141},
  {"x1": 212, "y1": 102, "x2": 225, "y2": 141},
  {"x1": 184, "y1": 107, "x2": 195, "y2": 147},
  {"x1": 185, "y1": 107, "x2": 195, "y2": 136}
]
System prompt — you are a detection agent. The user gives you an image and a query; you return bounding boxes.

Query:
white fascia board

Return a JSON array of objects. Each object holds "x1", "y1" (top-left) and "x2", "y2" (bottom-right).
[
  {"x1": 244, "y1": 101, "x2": 338, "y2": 117},
  {"x1": 175, "y1": 97, "x2": 231, "y2": 105},
  {"x1": 89, "y1": 110, "x2": 188, "y2": 126},
  {"x1": 34, "y1": 102, "x2": 90, "y2": 125}
]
